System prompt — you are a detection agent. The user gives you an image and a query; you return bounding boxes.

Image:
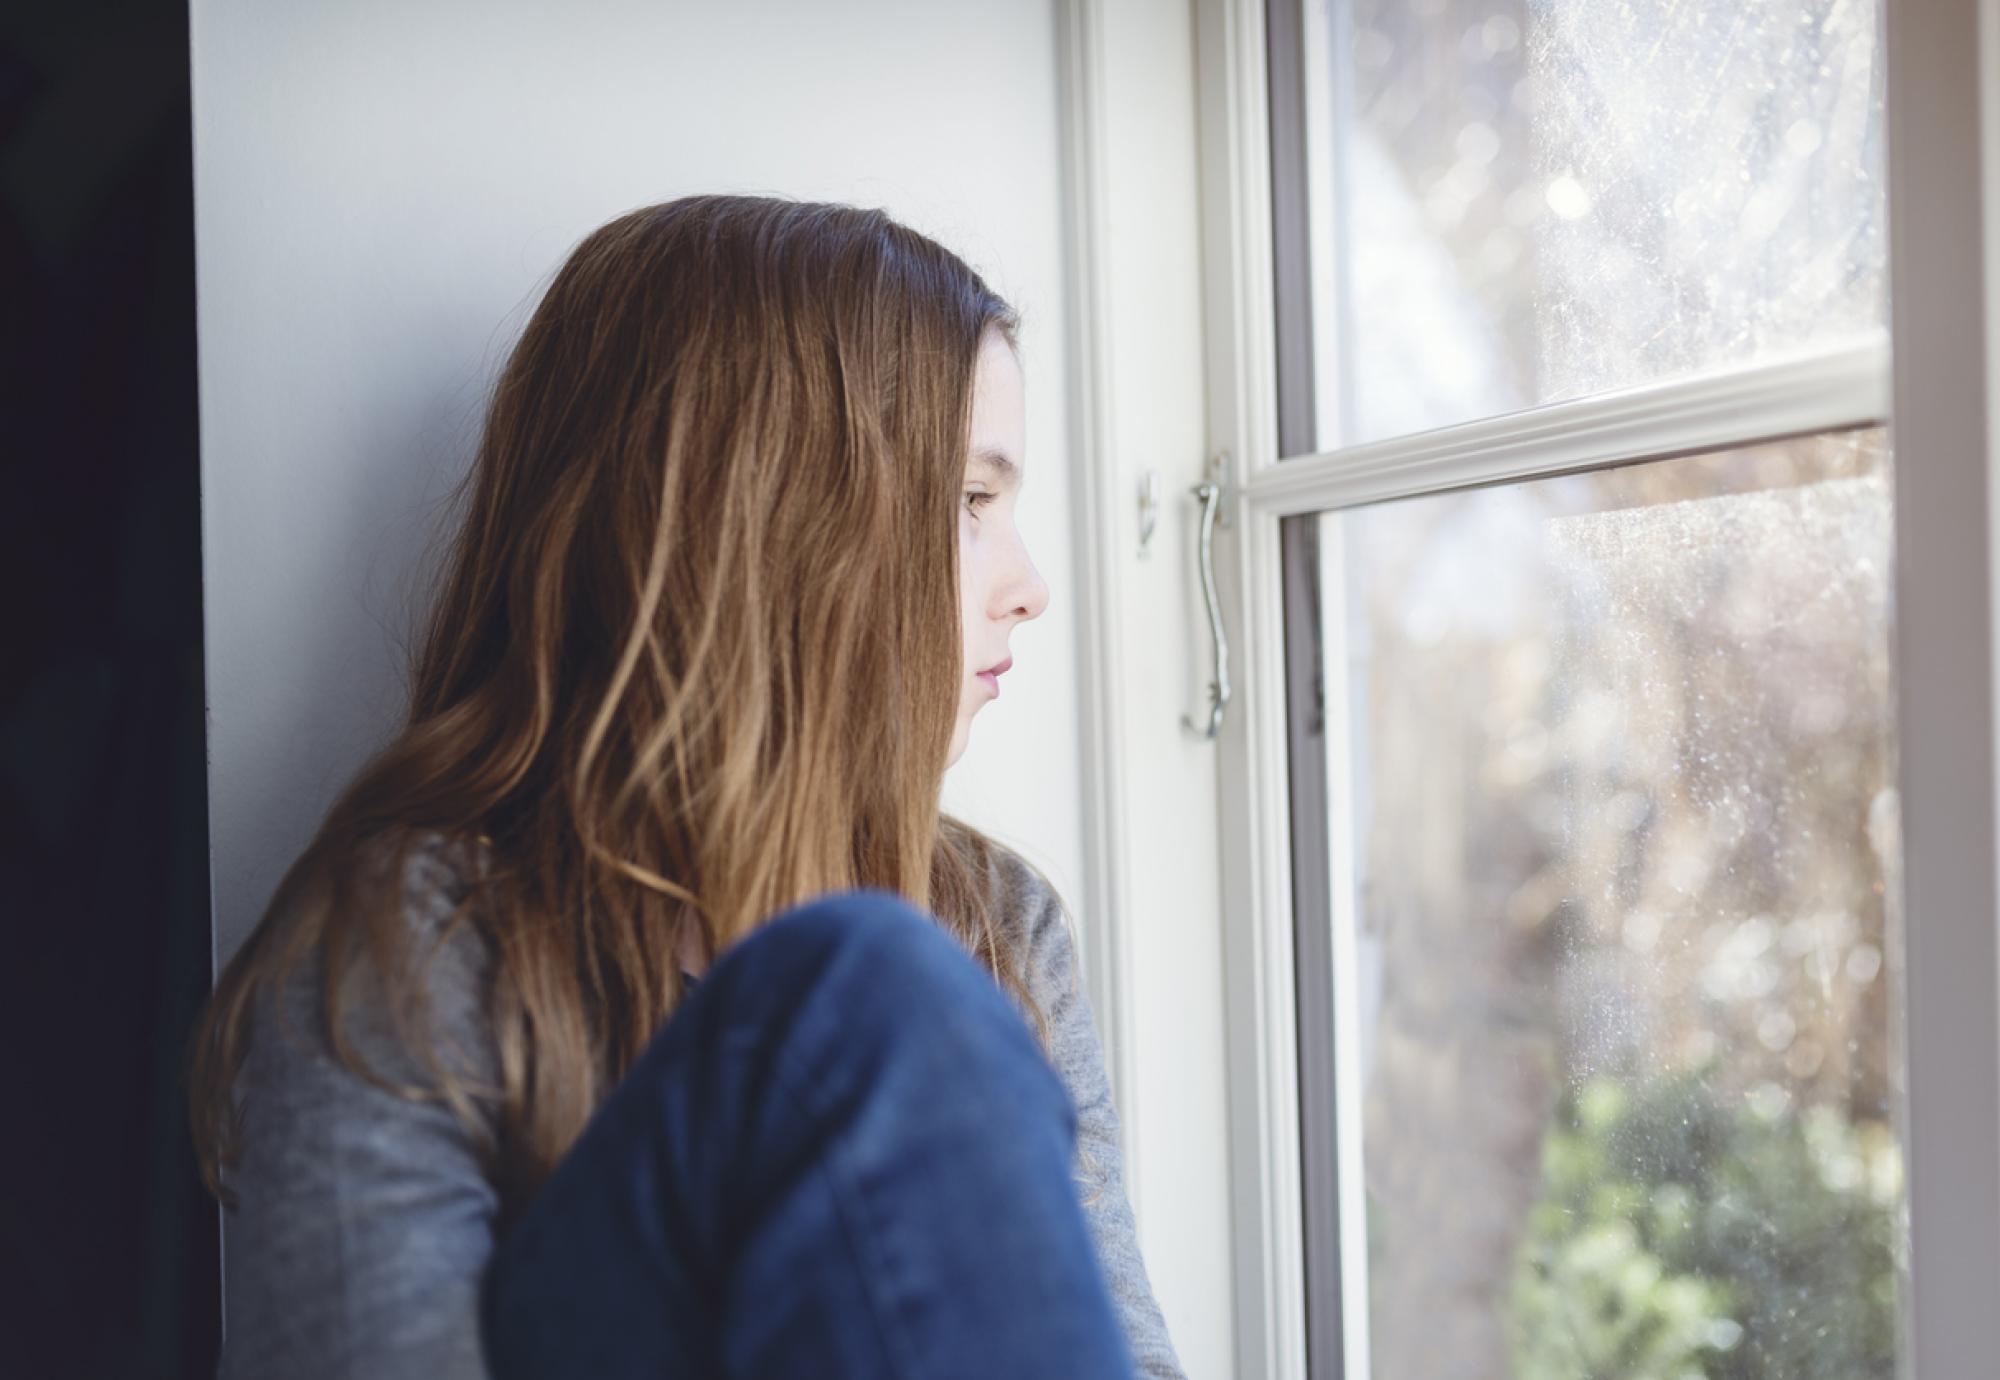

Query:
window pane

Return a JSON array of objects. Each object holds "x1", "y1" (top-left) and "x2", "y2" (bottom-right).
[
  {"x1": 1308, "y1": 0, "x2": 1885, "y2": 448},
  {"x1": 1316, "y1": 430, "x2": 1906, "y2": 1376}
]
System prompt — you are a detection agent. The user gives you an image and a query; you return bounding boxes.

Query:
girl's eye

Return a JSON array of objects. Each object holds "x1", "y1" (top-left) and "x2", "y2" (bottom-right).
[{"x1": 963, "y1": 490, "x2": 998, "y2": 514}]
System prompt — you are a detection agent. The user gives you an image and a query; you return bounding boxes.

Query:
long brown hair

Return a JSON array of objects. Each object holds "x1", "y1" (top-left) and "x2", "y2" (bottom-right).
[{"x1": 187, "y1": 194, "x2": 1049, "y2": 1217}]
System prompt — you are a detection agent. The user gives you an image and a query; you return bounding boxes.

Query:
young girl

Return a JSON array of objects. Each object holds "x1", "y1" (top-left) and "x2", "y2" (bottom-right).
[{"x1": 188, "y1": 195, "x2": 1185, "y2": 1379}]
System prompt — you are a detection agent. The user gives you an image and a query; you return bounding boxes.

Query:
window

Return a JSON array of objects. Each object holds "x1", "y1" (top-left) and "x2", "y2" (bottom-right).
[
  {"x1": 1191, "y1": 0, "x2": 1999, "y2": 1375},
  {"x1": 1295, "y1": 0, "x2": 1887, "y2": 447},
  {"x1": 1313, "y1": 429, "x2": 1900, "y2": 1376}
]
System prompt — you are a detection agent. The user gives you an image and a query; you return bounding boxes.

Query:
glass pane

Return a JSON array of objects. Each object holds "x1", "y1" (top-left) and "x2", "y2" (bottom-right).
[
  {"x1": 1318, "y1": 429, "x2": 1907, "y2": 1376},
  {"x1": 1308, "y1": 0, "x2": 1886, "y2": 449}
]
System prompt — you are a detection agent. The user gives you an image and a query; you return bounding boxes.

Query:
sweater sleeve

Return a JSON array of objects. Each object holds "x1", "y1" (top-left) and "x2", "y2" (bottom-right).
[
  {"x1": 1010, "y1": 860, "x2": 1188, "y2": 1380},
  {"x1": 218, "y1": 843, "x2": 501, "y2": 1380}
]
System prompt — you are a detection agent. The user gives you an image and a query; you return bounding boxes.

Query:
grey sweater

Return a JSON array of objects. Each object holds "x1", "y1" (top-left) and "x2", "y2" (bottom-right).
[{"x1": 217, "y1": 833, "x2": 1185, "y2": 1379}]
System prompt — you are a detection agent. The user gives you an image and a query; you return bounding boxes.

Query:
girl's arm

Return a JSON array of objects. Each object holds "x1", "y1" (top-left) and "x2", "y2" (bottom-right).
[
  {"x1": 218, "y1": 845, "x2": 500, "y2": 1380},
  {"x1": 1010, "y1": 857, "x2": 1189, "y2": 1380}
]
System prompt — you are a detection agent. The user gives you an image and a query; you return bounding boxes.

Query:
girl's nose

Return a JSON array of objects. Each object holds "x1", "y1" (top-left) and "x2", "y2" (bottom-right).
[{"x1": 1007, "y1": 549, "x2": 1050, "y2": 623}]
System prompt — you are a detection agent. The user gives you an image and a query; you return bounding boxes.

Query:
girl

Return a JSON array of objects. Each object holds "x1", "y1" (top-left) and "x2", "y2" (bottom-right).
[{"x1": 188, "y1": 195, "x2": 1185, "y2": 1379}]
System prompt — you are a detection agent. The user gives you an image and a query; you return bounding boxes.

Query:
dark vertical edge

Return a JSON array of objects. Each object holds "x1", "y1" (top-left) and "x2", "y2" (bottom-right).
[
  {"x1": 1280, "y1": 513, "x2": 1342, "y2": 1379},
  {"x1": 1267, "y1": 0, "x2": 1318, "y2": 460},
  {"x1": 1269, "y1": 1, "x2": 1342, "y2": 1374},
  {"x1": 0, "y1": 2, "x2": 220, "y2": 1374}
]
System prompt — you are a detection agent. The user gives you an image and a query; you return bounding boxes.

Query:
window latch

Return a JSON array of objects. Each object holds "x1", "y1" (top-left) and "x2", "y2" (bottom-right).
[{"x1": 1184, "y1": 452, "x2": 1233, "y2": 741}]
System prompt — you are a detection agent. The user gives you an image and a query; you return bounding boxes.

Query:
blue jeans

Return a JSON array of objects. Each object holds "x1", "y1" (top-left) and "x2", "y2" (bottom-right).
[{"x1": 479, "y1": 889, "x2": 1137, "y2": 1379}]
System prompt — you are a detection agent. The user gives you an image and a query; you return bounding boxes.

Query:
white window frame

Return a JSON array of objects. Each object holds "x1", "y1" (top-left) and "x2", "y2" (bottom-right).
[
  {"x1": 1058, "y1": 0, "x2": 1241, "y2": 1369},
  {"x1": 1190, "y1": 0, "x2": 2000, "y2": 1376}
]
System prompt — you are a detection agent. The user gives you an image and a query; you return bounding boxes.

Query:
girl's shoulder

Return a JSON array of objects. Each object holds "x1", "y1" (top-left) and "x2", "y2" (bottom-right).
[
  {"x1": 246, "y1": 828, "x2": 502, "y2": 1100},
  {"x1": 974, "y1": 837, "x2": 1086, "y2": 1007},
  {"x1": 982, "y1": 838, "x2": 1064, "y2": 924},
  {"x1": 220, "y1": 831, "x2": 503, "y2": 1378}
]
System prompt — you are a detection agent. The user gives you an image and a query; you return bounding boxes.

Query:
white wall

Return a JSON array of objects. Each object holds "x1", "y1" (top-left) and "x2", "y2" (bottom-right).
[{"x1": 190, "y1": 0, "x2": 1086, "y2": 969}]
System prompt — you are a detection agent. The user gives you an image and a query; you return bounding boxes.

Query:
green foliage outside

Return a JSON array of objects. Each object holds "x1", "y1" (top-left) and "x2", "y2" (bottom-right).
[{"x1": 1510, "y1": 1074, "x2": 1902, "y2": 1379}]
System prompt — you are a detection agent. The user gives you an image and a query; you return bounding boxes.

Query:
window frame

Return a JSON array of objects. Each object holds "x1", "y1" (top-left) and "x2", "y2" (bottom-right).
[{"x1": 1194, "y1": 0, "x2": 2000, "y2": 1376}]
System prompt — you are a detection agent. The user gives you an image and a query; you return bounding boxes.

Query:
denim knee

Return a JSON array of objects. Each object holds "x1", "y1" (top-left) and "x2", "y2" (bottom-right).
[
  {"x1": 746, "y1": 889, "x2": 994, "y2": 1018},
  {"x1": 720, "y1": 889, "x2": 1051, "y2": 1083}
]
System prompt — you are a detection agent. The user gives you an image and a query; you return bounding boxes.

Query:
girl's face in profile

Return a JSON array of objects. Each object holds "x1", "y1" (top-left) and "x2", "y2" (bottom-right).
[{"x1": 948, "y1": 329, "x2": 1050, "y2": 768}]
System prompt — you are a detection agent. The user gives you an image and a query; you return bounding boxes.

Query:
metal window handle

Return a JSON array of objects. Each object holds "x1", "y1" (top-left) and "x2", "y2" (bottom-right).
[{"x1": 1184, "y1": 464, "x2": 1232, "y2": 741}]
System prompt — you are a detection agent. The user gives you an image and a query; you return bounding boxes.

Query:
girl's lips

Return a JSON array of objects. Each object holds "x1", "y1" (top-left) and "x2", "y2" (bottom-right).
[{"x1": 976, "y1": 657, "x2": 1011, "y2": 698}]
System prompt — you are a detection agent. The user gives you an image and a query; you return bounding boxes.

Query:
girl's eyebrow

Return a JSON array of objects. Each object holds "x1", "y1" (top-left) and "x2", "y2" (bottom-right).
[{"x1": 969, "y1": 446, "x2": 1021, "y2": 485}]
